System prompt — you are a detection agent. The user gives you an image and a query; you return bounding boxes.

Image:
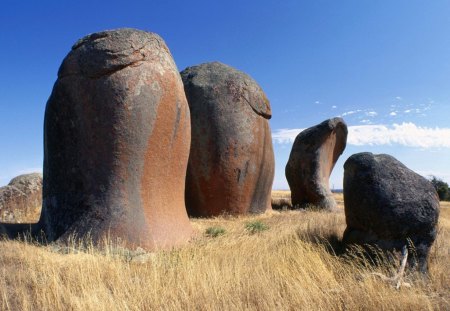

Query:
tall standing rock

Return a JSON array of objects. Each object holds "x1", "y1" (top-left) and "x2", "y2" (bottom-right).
[
  {"x1": 41, "y1": 28, "x2": 192, "y2": 249},
  {"x1": 181, "y1": 62, "x2": 275, "y2": 217},
  {"x1": 285, "y1": 118, "x2": 347, "y2": 210},
  {"x1": 343, "y1": 153, "x2": 440, "y2": 272},
  {"x1": 0, "y1": 173, "x2": 42, "y2": 223}
]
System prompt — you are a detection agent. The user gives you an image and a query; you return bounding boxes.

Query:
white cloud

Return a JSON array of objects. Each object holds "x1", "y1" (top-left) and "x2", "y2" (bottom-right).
[
  {"x1": 272, "y1": 128, "x2": 304, "y2": 144},
  {"x1": 341, "y1": 109, "x2": 362, "y2": 116},
  {"x1": 360, "y1": 119, "x2": 371, "y2": 124},
  {"x1": 395, "y1": 96, "x2": 403, "y2": 100},
  {"x1": 340, "y1": 108, "x2": 377, "y2": 118},
  {"x1": 315, "y1": 101, "x2": 320, "y2": 104},
  {"x1": 347, "y1": 123, "x2": 450, "y2": 147},
  {"x1": 389, "y1": 111, "x2": 397, "y2": 116},
  {"x1": 272, "y1": 122, "x2": 450, "y2": 148},
  {"x1": 404, "y1": 109, "x2": 411, "y2": 113},
  {"x1": 331, "y1": 105, "x2": 337, "y2": 109}
]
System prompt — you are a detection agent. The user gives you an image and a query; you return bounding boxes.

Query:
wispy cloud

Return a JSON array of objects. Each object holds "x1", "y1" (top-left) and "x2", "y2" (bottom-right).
[
  {"x1": 272, "y1": 122, "x2": 450, "y2": 148},
  {"x1": 272, "y1": 129, "x2": 305, "y2": 144},
  {"x1": 341, "y1": 109, "x2": 362, "y2": 116},
  {"x1": 340, "y1": 108, "x2": 377, "y2": 118},
  {"x1": 347, "y1": 123, "x2": 450, "y2": 147},
  {"x1": 360, "y1": 119, "x2": 372, "y2": 124}
]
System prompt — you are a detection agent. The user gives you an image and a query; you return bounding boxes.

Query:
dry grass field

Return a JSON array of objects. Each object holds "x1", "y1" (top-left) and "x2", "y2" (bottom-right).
[{"x1": 0, "y1": 192, "x2": 448, "y2": 310}]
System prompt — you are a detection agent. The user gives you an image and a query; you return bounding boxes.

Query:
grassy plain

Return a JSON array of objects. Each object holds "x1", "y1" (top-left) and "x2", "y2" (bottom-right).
[{"x1": 0, "y1": 192, "x2": 448, "y2": 310}]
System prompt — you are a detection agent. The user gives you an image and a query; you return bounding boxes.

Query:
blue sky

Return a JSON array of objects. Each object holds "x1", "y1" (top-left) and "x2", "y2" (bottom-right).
[{"x1": 1, "y1": 1, "x2": 449, "y2": 189}]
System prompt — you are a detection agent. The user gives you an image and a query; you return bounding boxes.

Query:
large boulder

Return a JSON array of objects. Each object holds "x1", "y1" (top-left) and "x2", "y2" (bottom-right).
[
  {"x1": 343, "y1": 153, "x2": 440, "y2": 272},
  {"x1": 0, "y1": 173, "x2": 42, "y2": 223},
  {"x1": 285, "y1": 118, "x2": 347, "y2": 210},
  {"x1": 181, "y1": 62, "x2": 275, "y2": 217},
  {"x1": 41, "y1": 28, "x2": 192, "y2": 249}
]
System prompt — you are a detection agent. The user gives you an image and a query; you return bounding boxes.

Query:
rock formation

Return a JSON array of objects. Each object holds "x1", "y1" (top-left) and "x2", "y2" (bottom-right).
[
  {"x1": 0, "y1": 173, "x2": 42, "y2": 223},
  {"x1": 181, "y1": 62, "x2": 275, "y2": 217},
  {"x1": 285, "y1": 117, "x2": 347, "y2": 210},
  {"x1": 343, "y1": 152, "x2": 440, "y2": 272},
  {"x1": 41, "y1": 28, "x2": 192, "y2": 249}
]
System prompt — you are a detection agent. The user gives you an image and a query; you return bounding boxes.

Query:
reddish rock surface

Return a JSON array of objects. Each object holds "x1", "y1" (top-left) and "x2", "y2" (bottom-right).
[
  {"x1": 181, "y1": 62, "x2": 275, "y2": 217},
  {"x1": 0, "y1": 173, "x2": 42, "y2": 223},
  {"x1": 41, "y1": 28, "x2": 192, "y2": 249},
  {"x1": 285, "y1": 118, "x2": 347, "y2": 210}
]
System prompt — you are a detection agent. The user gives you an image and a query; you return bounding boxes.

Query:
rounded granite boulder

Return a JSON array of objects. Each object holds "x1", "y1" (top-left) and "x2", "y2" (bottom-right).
[
  {"x1": 181, "y1": 62, "x2": 275, "y2": 217},
  {"x1": 41, "y1": 28, "x2": 193, "y2": 249},
  {"x1": 343, "y1": 152, "x2": 440, "y2": 272},
  {"x1": 0, "y1": 173, "x2": 42, "y2": 223},
  {"x1": 285, "y1": 117, "x2": 347, "y2": 210}
]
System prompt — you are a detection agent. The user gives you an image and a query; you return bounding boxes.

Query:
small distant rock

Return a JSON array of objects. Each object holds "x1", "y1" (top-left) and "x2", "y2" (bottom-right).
[
  {"x1": 0, "y1": 173, "x2": 42, "y2": 223},
  {"x1": 285, "y1": 118, "x2": 347, "y2": 210},
  {"x1": 343, "y1": 152, "x2": 440, "y2": 272},
  {"x1": 130, "y1": 252, "x2": 156, "y2": 264}
]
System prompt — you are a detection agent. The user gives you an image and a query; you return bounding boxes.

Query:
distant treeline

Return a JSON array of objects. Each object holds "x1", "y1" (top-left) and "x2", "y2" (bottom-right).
[
  {"x1": 430, "y1": 176, "x2": 450, "y2": 201},
  {"x1": 331, "y1": 178, "x2": 449, "y2": 200}
]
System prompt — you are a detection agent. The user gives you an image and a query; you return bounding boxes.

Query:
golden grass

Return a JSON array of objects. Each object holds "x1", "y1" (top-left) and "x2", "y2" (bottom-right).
[
  {"x1": 440, "y1": 201, "x2": 450, "y2": 209},
  {"x1": 0, "y1": 193, "x2": 448, "y2": 310}
]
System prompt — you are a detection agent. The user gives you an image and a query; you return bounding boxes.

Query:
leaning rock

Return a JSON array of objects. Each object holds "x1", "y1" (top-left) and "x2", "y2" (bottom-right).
[
  {"x1": 0, "y1": 173, "x2": 42, "y2": 223},
  {"x1": 181, "y1": 62, "x2": 275, "y2": 217},
  {"x1": 285, "y1": 118, "x2": 347, "y2": 210},
  {"x1": 41, "y1": 28, "x2": 192, "y2": 250},
  {"x1": 343, "y1": 152, "x2": 439, "y2": 272}
]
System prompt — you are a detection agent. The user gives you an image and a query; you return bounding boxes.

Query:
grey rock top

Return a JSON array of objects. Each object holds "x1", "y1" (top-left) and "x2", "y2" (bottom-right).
[
  {"x1": 292, "y1": 117, "x2": 348, "y2": 146},
  {"x1": 344, "y1": 152, "x2": 439, "y2": 215},
  {"x1": 344, "y1": 152, "x2": 438, "y2": 205},
  {"x1": 181, "y1": 62, "x2": 272, "y2": 119},
  {"x1": 59, "y1": 28, "x2": 174, "y2": 79},
  {"x1": 344, "y1": 152, "x2": 439, "y2": 210},
  {"x1": 343, "y1": 152, "x2": 439, "y2": 272},
  {"x1": 8, "y1": 173, "x2": 43, "y2": 191}
]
